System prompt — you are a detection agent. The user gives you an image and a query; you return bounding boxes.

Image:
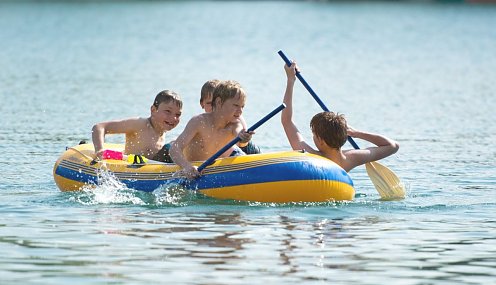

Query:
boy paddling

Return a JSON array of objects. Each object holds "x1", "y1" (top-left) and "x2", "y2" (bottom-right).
[
  {"x1": 170, "y1": 80, "x2": 253, "y2": 179},
  {"x1": 281, "y1": 62, "x2": 399, "y2": 172},
  {"x1": 200, "y1": 79, "x2": 261, "y2": 155}
]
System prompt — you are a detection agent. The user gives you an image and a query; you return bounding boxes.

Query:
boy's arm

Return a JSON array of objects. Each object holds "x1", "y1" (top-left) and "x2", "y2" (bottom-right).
[
  {"x1": 236, "y1": 116, "x2": 250, "y2": 147},
  {"x1": 344, "y1": 128, "x2": 400, "y2": 170},
  {"x1": 281, "y1": 63, "x2": 318, "y2": 154},
  {"x1": 238, "y1": 116, "x2": 248, "y2": 129},
  {"x1": 233, "y1": 121, "x2": 253, "y2": 148},
  {"x1": 91, "y1": 118, "x2": 142, "y2": 159},
  {"x1": 169, "y1": 117, "x2": 201, "y2": 179}
]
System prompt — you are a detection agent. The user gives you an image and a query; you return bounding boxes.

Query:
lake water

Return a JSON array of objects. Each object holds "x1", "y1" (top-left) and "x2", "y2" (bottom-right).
[{"x1": 1, "y1": 1, "x2": 495, "y2": 284}]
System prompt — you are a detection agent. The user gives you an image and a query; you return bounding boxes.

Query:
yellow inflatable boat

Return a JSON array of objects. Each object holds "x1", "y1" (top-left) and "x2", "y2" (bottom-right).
[{"x1": 53, "y1": 143, "x2": 355, "y2": 203}]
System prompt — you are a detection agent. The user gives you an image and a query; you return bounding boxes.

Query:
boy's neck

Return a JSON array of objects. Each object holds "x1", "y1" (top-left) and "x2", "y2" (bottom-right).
[
  {"x1": 148, "y1": 117, "x2": 165, "y2": 136},
  {"x1": 321, "y1": 147, "x2": 344, "y2": 164},
  {"x1": 209, "y1": 112, "x2": 231, "y2": 129}
]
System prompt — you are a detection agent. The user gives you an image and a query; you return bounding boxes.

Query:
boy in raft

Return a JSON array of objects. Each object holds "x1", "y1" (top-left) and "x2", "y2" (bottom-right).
[
  {"x1": 200, "y1": 79, "x2": 261, "y2": 155},
  {"x1": 281, "y1": 62, "x2": 399, "y2": 172},
  {"x1": 92, "y1": 90, "x2": 182, "y2": 163},
  {"x1": 170, "y1": 80, "x2": 254, "y2": 179}
]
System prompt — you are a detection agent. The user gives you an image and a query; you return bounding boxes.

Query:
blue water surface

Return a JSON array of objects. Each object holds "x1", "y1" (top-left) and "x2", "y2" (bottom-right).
[{"x1": 1, "y1": 1, "x2": 495, "y2": 284}]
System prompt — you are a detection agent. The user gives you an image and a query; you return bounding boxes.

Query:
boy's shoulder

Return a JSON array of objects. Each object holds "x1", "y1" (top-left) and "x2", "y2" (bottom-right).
[
  {"x1": 119, "y1": 117, "x2": 149, "y2": 130},
  {"x1": 181, "y1": 113, "x2": 211, "y2": 131},
  {"x1": 124, "y1": 116, "x2": 148, "y2": 125},
  {"x1": 189, "y1": 112, "x2": 211, "y2": 123},
  {"x1": 98, "y1": 116, "x2": 148, "y2": 135}
]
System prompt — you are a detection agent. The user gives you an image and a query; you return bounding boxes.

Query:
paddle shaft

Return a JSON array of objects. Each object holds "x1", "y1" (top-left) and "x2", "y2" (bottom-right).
[
  {"x1": 197, "y1": 103, "x2": 286, "y2": 172},
  {"x1": 278, "y1": 50, "x2": 360, "y2": 150}
]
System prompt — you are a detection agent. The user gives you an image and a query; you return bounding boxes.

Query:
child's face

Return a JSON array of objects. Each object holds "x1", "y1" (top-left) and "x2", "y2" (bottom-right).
[
  {"x1": 200, "y1": 94, "x2": 213, "y2": 113},
  {"x1": 216, "y1": 95, "x2": 245, "y2": 122},
  {"x1": 151, "y1": 101, "x2": 182, "y2": 131}
]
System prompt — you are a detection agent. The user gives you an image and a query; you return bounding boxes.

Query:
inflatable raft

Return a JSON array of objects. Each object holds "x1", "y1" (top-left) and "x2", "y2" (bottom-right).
[{"x1": 53, "y1": 143, "x2": 355, "y2": 202}]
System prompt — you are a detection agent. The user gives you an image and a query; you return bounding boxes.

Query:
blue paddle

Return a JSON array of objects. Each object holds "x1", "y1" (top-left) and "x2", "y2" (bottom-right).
[
  {"x1": 197, "y1": 103, "x2": 286, "y2": 172},
  {"x1": 278, "y1": 50, "x2": 360, "y2": 149},
  {"x1": 278, "y1": 50, "x2": 404, "y2": 199}
]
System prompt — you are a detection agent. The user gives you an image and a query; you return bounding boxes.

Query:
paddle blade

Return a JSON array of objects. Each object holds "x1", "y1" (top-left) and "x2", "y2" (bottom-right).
[{"x1": 365, "y1": 161, "x2": 405, "y2": 200}]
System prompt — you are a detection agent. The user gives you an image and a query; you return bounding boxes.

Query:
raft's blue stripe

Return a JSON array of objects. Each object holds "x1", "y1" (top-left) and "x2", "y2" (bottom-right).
[
  {"x1": 55, "y1": 160, "x2": 353, "y2": 192},
  {"x1": 55, "y1": 165, "x2": 98, "y2": 185},
  {"x1": 191, "y1": 160, "x2": 353, "y2": 189}
]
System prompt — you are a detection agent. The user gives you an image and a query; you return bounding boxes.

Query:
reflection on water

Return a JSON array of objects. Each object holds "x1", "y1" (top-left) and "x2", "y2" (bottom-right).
[{"x1": 3, "y1": 210, "x2": 494, "y2": 283}]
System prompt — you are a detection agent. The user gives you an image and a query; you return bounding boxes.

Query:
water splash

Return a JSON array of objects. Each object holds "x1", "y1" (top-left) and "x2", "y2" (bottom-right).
[
  {"x1": 65, "y1": 166, "x2": 203, "y2": 206},
  {"x1": 152, "y1": 183, "x2": 197, "y2": 206},
  {"x1": 69, "y1": 167, "x2": 146, "y2": 205}
]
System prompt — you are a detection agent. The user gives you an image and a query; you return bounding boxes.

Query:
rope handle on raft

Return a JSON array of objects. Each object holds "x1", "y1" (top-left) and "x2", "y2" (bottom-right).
[{"x1": 67, "y1": 147, "x2": 95, "y2": 161}]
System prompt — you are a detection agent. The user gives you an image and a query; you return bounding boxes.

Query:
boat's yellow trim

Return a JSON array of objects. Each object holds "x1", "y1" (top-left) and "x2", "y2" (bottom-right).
[
  {"x1": 54, "y1": 174, "x2": 89, "y2": 192},
  {"x1": 199, "y1": 180, "x2": 355, "y2": 202}
]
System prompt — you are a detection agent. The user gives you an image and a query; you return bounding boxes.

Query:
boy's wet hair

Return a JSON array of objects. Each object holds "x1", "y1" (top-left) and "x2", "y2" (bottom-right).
[
  {"x1": 153, "y1": 90, "x2": 182, "y2": 109},
  {"x1": 310, "y1": 112, "x2": 348, "y2": 149},
  {"x1": 212, "y1": 80, "x2": 246, "y2": 109},
  {"x1": 200, "y1": 79, "x2": 220, "y2": 104}
]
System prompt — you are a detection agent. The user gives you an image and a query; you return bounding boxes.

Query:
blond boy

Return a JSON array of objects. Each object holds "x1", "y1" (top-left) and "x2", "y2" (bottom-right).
[
  {"x1": 281, "y1": 62, "x2": 399, "y2": 172},
  {"x1": 92, "y1": 90, "x2": 182, "y2": 162},
  {"x1": 170, "y1": 80, "x2": 253, "y2": 178},
  {"x1": 200, "y1": 79, "x2": 261, "y2": 155}
]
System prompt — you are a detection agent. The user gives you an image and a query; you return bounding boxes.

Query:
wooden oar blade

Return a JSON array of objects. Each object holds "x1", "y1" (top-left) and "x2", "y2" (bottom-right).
[{"x1": 365, "y1": 162, "x2": 405, "y2": 200}]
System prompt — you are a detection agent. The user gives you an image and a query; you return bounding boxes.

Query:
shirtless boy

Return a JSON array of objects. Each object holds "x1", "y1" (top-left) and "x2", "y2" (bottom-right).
[
  {"x1": 92, "y1": 90, "x2": 182, "y2": 162},
  {"x1": 281, "y1": 62, "x2": 399, "y2": 172},
  {"x1": 200, "y1": 79, "x2": 260, "y2": 155},
  {"x1": 170, "y1": 80, "x2": 253, "y2": 178}
]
